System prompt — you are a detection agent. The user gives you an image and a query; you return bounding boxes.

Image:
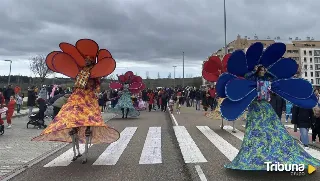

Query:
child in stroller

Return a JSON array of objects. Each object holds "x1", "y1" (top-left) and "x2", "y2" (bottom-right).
[{"x1": 27, "y1": 98, "x2": 47, "y2": 129}]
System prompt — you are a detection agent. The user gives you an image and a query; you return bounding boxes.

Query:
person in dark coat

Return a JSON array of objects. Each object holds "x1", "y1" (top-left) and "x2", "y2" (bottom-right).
[
  {"x1": 27, "y1": 86, "x2": 37, "y2": 117},
  {"x1": 270, "y1": 93, "x2": 286, "y2": 119},
  {"x1": 292, "y1": 105, "x2": 313, "y2": 149},
  {"x1": 195, "y1": 89, "x2": 201, "y2": 110},
  {"x1": 36, "y1": 98, "x2": 47, "y2": 122},
  {"x1": 3, "y1": 85, "x2": 14, "y2": 105},
  {"x1": 312, "y1": 107, "x2": 320, "y2": 143},
  {"x1": 161, "y1": 91, "x2": 169, "y2": 112}
]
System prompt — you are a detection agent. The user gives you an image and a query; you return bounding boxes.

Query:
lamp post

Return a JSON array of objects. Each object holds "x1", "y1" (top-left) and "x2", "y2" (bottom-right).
[
  {"x1": 221, "y1": 0, "x2": 227, "y2": 130},
  {"x1": 182, "y1": 52, "x2": 185, "y2": 88},
  {"x1": 4, "y1": 60, "x2": 12, "y2": 85},
  {"x1": 173, "y1": 66, "x2": 177, "y2": 87}
]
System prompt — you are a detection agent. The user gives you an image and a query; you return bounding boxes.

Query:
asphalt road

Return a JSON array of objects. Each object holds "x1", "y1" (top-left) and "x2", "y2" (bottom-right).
[
  {"x1": 7, "y1": 110, "x2": 191, "y2": 181},
  {"x1": 5, "y1": 107, "x2": 320, "y2": 181}
]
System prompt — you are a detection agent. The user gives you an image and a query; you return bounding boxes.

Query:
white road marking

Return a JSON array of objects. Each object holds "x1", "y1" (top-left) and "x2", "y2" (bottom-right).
[
  {"x1": 44, "y1": 144, "x2": 93, "y2": 167},
  {"x1": 195, "y1": 165, "x2": 208, "y2": 181},
  {"x1": 173, "y1": 126, "x2": 207, "y2": 163},
  {"x1": 169, "y1": 107, "x2": 179, "y2": 126},
  {"x1": 93, "y1": 127, "x2": 137, "y2": 165},
  {"x1": 197, "y1": 126, "x2": 238, "y2": 161},
  {"x1": 139, "y1": 127, "x2": 162, "y2": 164}
]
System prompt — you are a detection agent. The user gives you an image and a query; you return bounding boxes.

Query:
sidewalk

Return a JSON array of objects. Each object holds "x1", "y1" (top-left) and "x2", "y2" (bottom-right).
[
  {"x1": 1, "y1": 108, "x2": 39, "y2": 119},
  {"x1": 0, "y1": 112, "x2": 116, "y2": 180}
]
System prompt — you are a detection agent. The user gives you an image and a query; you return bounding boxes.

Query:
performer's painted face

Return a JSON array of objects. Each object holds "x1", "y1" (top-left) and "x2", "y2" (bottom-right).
[
  {"x1": 257, "y1": 66, "x2": 266, "y2": 77},
  {"x1": 85, "y1": 57, "x2": 94, "y2": 66}
]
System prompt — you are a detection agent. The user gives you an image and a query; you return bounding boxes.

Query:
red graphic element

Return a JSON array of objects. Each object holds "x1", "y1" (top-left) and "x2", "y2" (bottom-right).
[
  {"x1": 46, "y1": 39, "x2": 116, "y2": 78},
  {"x1": 202, "y1": 54, "x2": 231, "y2": 82}
]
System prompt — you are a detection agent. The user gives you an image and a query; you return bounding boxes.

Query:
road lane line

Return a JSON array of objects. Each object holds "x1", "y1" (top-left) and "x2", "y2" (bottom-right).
[
  {"x1": 139, "y1": 127, "x2": 162, "y2": 164},
  {"x1": 44, "y1": 144, "x2": 93, "y2": 167},
  {"x1": 93, "y1": 127, "x2": 137, "y2": 165},
  {"x1": 229, "y1": 125, "x2": 320, "y2": 160},
  {"x1": 195, "y1": 165, "x2": 208, "y2": 181},
  {"x1": 173, "y1": 126, "x2": 207, "y2": 163},
  {"x1": 168, "y1": 107, "x2": 179, "y2": 126},
  {"x1": 197, "y1": 126, "x2": 238, "y2": 161}
]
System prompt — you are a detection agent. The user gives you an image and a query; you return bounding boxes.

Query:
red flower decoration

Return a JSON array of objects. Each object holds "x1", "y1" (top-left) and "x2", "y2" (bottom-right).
[
  {"x1": 46, "y1": 39, "x2": 116, "y2": 78},
  {"x1": 109, "y1": 71, "x2": 145, "y2": 93},
  {"x1": 202, "y1": 54, "x2": 231, "y2": 82}
]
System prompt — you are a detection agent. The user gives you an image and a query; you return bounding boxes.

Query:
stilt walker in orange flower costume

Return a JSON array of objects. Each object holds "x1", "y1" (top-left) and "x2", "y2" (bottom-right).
[{"x1": 32, "y1": 39, "x2": 120, "y2": 164}]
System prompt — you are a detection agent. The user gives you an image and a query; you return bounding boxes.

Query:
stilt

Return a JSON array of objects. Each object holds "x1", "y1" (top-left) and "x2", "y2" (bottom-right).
[
  {"x1": 232, "y1": 121, "x2": 236, "y2": 133},
  {"x1": 220, "y1": 118, "x2": 224, "y2": 129},
  {"x1": 82, "y1": 126, "x2": 91, "y2": 164},
  {"x1": 69, "y1": 128, "x2": 82, "y2": 161}
]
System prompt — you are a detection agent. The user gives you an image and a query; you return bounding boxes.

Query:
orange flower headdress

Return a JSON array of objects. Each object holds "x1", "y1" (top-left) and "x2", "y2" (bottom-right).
[{"x1": 46, "y1": 39, "x2": 116, "y2": 79}]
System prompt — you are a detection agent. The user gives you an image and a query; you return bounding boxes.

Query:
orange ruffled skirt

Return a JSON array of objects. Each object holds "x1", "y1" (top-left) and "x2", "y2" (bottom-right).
[{"x1": 32, "y1": 88, "x2": 120, "y2": 144}]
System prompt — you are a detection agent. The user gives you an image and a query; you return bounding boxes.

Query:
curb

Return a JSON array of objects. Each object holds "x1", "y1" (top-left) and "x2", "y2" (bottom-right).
[{"x1": 0, "y1": 143, "x2": 69, "y2": 181}]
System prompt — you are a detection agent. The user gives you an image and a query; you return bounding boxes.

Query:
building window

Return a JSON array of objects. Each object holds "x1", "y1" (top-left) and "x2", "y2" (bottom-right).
[
  {"x1": 304, "y1": 65, "x2": 308, "y2": 69},
  {"x1": 309, "y1": 51, "x2": 312, "y2": 56},
  {"x1": 316, "y1": 72, "x2": 320, "y2": 77},
  {"x1": 311, "y1": 72, "x2": 314, "y2": 77},
  {"x1": 310, "y1": 58, "x2": 313, "y2": 63},
  {"x1": 311, "y1": 79, "x2": 314, "y2": 84},
  {"x1": 310, "y1": 65, "x2": 313, "y2": 70},
  {"x1": 315, "y1": 57, "x2": 320, "y2": 63},
  {"x1": 305, "y1": 72, "x2": 307, "y2": 77},
  {"x1": 317, "y1": 65, "x2": 320, "y2": 70},
  {"x1": 304, "y1": 57, "x2": 307, "y2": 62},
  {"x1": 293, "y1": 50, "x2": 299, "y2": 53},
  {"x1": 317, "y1": 78, "x2": 320, "y2": 85},
  {"x1": 315, "y1": 50, "x2": 320, "y2": 56},
  {"x1": 304, "y1": 50, "x2": 306, "y2": 55}
]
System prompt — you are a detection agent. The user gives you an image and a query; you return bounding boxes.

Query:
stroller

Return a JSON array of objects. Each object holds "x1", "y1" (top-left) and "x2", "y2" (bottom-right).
[
  {"x1": 27, "y1": 110, "x2": 47, "y2": 129},
  {"x1": 0, "y1": 107, "x2": 8, "y2": 135}
]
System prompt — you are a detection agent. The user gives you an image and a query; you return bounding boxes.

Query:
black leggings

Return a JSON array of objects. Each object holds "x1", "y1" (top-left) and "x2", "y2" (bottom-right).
[
  {"x1": 121, "y1": 108, "x2": 129, "y2": 118},
  {"x1": 149, "y1": 104, "x2": 153, "y2": 111}
]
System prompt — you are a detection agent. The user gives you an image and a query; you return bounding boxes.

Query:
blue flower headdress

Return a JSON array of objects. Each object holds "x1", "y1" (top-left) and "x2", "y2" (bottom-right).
[{"x1": 216, "y1": 42, "x2": 318, "y2": 120}]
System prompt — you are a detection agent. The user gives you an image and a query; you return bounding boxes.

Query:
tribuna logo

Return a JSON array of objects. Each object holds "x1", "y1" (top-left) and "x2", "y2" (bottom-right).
[{"x1": 265, "y1": 162, "x2": 305, "y2": 172}]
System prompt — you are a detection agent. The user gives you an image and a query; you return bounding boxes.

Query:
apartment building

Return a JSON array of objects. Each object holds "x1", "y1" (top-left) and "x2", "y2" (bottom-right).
[{"x1": 203, "y1": 35, "x2": 320, "y2": 86}]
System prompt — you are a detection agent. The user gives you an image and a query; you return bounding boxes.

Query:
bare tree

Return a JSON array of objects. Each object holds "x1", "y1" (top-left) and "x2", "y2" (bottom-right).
[
  {"x1": 135, "y1": 72, "x2": 139, "y2": 76},
  {"x1": 157, "y1": 72, "x2": 160, "y2": 79},
  {"x1": 168, "y1": 72, "x2": 172, "y2": 79},
  {"x1": 106, "y1": 73, "x2": 116, "y2": 80},
  {"x1": 29, "y1": 55, "x2": 53, "y2": 83}
]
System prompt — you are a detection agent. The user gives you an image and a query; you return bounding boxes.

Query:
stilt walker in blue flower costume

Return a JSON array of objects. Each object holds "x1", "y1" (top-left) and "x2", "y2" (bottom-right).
[
  {"x1": 216, "y1": 42, "x2": 320, "y2": 170},
  {"x1": 108, "y1": 71, "x2": 144, "y2": 118}
]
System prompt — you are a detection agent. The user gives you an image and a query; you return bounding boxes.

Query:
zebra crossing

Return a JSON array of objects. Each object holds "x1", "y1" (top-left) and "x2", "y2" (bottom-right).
[{"x1": 42, "y1": 125, "x2": 320, "y2": 168}]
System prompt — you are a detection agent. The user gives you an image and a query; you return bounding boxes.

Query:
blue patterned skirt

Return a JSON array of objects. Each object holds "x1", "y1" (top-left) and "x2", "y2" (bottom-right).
[
  {"x1": 108, "y1": 92, "x2": 140, "y2": 117},
  {"x1": 225, "y1": 100, "x2": 320, "y2": 170}
]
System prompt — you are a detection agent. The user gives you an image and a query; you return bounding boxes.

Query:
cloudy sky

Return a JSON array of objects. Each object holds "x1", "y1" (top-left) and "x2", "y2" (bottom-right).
[{"x1": 0, "y1": 0, "x2": 318, "y2": 80}]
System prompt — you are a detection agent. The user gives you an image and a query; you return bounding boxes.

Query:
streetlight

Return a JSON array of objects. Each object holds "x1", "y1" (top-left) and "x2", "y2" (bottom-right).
[
  {"x1": 221, "y1": 0, "x2": 227, "y2": 130},
  {"x1": 4, "y1": 60, "x2": 12, "y2": 85},
  {"x1": 173, "y1": 66, "x2": 177, "y2": 87},
  {"x1": 182, "y1": 52, "x2": 185, "y2": 88}
]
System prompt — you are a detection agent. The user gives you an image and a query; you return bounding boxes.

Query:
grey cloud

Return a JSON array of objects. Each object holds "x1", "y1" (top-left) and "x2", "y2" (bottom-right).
[{"x1": 0, "y1": 0, "x2": 320, "y2": 71}]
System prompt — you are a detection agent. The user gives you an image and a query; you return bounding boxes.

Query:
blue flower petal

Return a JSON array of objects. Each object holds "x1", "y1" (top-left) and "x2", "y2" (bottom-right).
[
  {"x1": 271, "y1": 78, "x2": 313, "y2": 99},
  {"x1": 275, "y1": 91, "x2": 317, "y2": 109},
  {"x1": 267, "y1": 58, "x2": 298, "y2": 79},
  {"x1": 259, "y1": 43, "x2": 286, "y2": 68},
  {"x1": 216, "y1": 73, "x2": 237, "y2": 98},
  {"x1": 227, "y1": 50, "x2": 248, "y2": 77},
  {"x1": 246, "y1": 42, "x2": 263, "y2": 71},
  {"x1": 225, "y1": 78, "x2": 256, "y2": 101},
  {"x1": 220, "y1": 90, "x2": 257, "y2": 121}
]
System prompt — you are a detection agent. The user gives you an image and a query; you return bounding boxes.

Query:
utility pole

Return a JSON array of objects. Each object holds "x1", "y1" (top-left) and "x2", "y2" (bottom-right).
[
  {"x1": 221, "y1": 0, "x2": 227, "y2": 130},
  {"x1": 4, "y1": 60, "x2": 12, "y2": 85},
  {"x1": 173, "y1": 66, "x2": 177, "y2": 87},
  {"x1": 182, "y1": 52, "x2": 185, "y2": 88}
]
